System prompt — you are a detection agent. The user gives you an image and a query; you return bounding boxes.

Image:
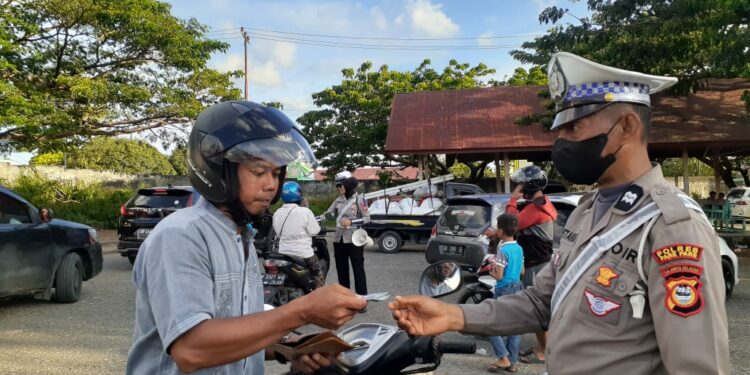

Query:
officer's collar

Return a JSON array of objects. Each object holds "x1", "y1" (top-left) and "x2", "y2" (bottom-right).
[{"x1": 610, "y1": 163, "x2": 665, "y2": 215}]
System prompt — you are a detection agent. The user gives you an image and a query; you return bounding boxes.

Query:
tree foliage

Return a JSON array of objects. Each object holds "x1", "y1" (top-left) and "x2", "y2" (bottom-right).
[
  {"x1": 513, "y1": 0, "x2": 750, "y2": 187},
  {"x1": 30, "y1": 151, "x2": 64, "y2": 166},
  {"x1": 0, "y1": 0, "x2": 241, "y2": 153},
  {"x1": 491, "y1": 66, "x2": 548, "y2": 87},
  {"x1": 448, "y1": 161, "x2": 496, "y2": 181},
  {"x1": 298, "y1": 59, "x2": 496, "y2": 176},
  {"x1": 67, "y1": 137, "x2": 176, "y2": 175},
  {"x1": 168, "y1": 146, "x2": 187, "y2": 176},
  {"x1": 512, "y1": 0, "x2": 750, "y2": 95}
]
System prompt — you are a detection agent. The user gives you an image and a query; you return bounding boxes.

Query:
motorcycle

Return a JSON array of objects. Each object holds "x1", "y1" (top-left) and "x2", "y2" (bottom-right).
[
  {"x1": 275, "y1": 260, "x2": 475, "y2": 375},
  {"x1": 251, "y1": 211, "x2": 331, "y2": 307},
  {"x1": 456, "y1": 254, "x2": 496, "y2": 304}
]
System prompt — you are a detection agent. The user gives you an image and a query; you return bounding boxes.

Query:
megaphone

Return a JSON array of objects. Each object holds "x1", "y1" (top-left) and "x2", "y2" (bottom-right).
[{"x1": 352, "y1": 228, "x2": 374, "y2": 247}]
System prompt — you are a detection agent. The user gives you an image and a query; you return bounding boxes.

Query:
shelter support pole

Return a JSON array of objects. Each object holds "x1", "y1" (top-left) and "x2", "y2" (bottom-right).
[
  {"x1": 417, "y1": 156, "x2": 424, "y2": 181},
  {"x1": 682, "y1": 149, "x2": 690, "y2": 194},
  {"x1": 503, "y1": 153, "x2": 510, "y2": 193},
  {"x1": 494, "y1": 153, "x2": 501, "y2": 193},
  {"x1": 712, "y1": 153, "x2": 721, "y2": 193}
]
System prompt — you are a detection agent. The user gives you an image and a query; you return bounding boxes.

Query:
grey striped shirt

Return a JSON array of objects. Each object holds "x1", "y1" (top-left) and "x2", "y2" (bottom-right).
[{"x1": 126, "y1": 198, "x2": 264, "y2": 375}]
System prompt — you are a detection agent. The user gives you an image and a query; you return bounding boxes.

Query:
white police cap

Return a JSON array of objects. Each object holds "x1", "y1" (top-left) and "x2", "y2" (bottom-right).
[
  {"x1": 547, "y1": 52, "x2": 678, "y2": 129},
  {"x1": 335, "y1": 171, "x2": 352, "y2": 182}
]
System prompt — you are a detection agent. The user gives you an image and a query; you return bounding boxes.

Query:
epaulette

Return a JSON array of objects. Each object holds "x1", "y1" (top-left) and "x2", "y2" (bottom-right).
[{"x1": 649, "y1": 183, "x2": 691, "y2": 225}]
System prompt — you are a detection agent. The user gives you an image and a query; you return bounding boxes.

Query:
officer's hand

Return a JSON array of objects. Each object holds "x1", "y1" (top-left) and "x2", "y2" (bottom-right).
[
  {"x1": 388, "y1": 296, "x2": 465, "y2": 336},
  {"x1": 339, "y1": 218, "x2": 352, "y2": 228},
  {"x1": 511, "y1": 185, "x2": 524, "y2": 200},
  {"x1": 297, "y1": 284, "x2": 366, "y2": 329},
  {"x1": 291, "y1": 353, "x2": 337, "y2": 374}
]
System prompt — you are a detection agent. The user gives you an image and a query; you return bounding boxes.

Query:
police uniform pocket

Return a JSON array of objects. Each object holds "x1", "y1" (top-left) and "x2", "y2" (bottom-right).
[{"x1": 577, "y1": 271, "x2": 638, "y2": 337}]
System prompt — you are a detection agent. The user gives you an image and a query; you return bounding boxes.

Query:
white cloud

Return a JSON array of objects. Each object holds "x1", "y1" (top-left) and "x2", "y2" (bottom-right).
[
  {"x1": 249, "y1": 60, "x2": 282, "y2": 87},
  {"x1": 370, "y1": 6, "x2": 388, "y2": 30},
  {"x1": 406, "y1": 0, "x2": 459, "y2": 37},
  {"x1": 394, "y1": 13, "x2": 405, "y2": 27},
  {"x1": 477, "y1": 31, "x2": 494, "y2": 47},
  {"x1": 211, "y1": 40, "x2": 297, "y2": 89},
  {"x1": 213, "y1": 53, "x2": 244, "y2": 73},
  {"x1": 270, "y1": 42, "x2": 296, "y2": 67}
]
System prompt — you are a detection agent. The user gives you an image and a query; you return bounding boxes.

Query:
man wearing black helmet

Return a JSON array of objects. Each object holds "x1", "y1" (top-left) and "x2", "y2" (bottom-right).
[
  {"x1": 127, "y1": 101, "x2": 367, "y2": 375},
  {"x1": 506, "y1": 164, "x2": 557, "y2": 364}
]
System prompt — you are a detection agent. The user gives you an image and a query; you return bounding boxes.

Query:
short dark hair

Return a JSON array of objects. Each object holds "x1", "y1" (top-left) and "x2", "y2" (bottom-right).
[
  {"x1": 632, "y1": 104, "x2": 651, "y2": 143},
  {"x1": 496, "y1": 213, "x2": 518, "y2": 237}
]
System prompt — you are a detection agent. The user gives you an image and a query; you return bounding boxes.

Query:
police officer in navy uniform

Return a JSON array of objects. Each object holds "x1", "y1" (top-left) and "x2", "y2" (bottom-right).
[{"x1": 389, "y1": 53, "x2": 729, "y2": 374}]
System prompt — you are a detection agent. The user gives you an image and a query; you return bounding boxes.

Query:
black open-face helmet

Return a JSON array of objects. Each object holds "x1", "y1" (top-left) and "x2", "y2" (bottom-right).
[
  {"x1": 510, "y1": 165, "x2": 548, "y2": 196},
  {"x1": 187, "y1": 101, "x2": 316, "y2": 220}
]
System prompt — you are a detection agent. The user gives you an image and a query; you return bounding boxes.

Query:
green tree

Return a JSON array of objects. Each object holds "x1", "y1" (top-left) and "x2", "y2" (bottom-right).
[
  {"x1": 261, "y1": 101, "x2": 284, "y2": 110},
  {"x1": 0, "y1": 0, "x2": 241, "y2": 153},
  {"x1": 168, "y1": 146, "x2": 188, "y2": 175},
  {"x1": 68, "y1": 137, "x2": 176, "y2": 175},
  {"x1": 659, "y1": 158, "x2": 714, "y2": 177},
  {"x1": 491, "y1": 66, "x2": 548, "y2": 86},
  {"x1": 298, "y1": 59, "x2": 496, "y2": 176},
  {"x1": 513, "y1": 0, "x2": 750, "y2": 187},
  {"x1": 448, "y1": 161, "x2": 495, "y2": 182},
  {"x1": 30, "y1": 151, "x2": 64, "y2": 166}
]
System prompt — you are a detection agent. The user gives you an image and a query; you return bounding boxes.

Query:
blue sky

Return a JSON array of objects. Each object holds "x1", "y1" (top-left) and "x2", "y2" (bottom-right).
[
  {"x1": 5, "y1": 0, "x2": 591, "y2": 164},
  {"x1": 168, "y1": 0, "x2": 590, "y2": 117}
]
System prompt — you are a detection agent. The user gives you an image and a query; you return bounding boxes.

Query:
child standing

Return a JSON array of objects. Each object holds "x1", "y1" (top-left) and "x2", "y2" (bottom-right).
[{"x1": 487, "y1": 213, "x2": 524, "y2": 373}]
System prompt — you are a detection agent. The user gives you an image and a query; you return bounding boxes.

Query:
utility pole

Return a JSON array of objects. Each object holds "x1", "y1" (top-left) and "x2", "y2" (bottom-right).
[{"x1": 240, "y1": 27, "x2": 250, "y2": 100}]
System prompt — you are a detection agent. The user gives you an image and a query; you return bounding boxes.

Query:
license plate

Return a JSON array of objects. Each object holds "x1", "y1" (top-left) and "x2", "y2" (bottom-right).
[
  {"x1": 136, "y1": 228, "x2": 152, "y2": 240},
  {"x1": 262, "y1": 274, "x2": 287, "y2": 286},
  {"x1": 438, "y1": 244, "x2": 464, "y2": 256}
]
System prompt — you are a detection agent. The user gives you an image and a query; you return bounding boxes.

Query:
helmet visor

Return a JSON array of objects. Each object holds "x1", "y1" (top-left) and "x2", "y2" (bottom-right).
[{"x1": 224, "y1": 129, "x2": 317, "y2": 168}]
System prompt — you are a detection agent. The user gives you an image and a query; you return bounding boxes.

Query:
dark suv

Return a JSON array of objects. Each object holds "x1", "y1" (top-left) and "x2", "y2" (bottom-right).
[
  {"x1": 117, "y1": 186, "x2": 201, "y2": 264},
  {"x1": 0, "y1": 185, "x2": 102, "y2": 303}
]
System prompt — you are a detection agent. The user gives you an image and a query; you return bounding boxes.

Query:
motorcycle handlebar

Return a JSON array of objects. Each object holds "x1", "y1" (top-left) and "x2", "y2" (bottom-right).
[{"x1": 437, "y1": 340, "x2": 476, "y2": 355}]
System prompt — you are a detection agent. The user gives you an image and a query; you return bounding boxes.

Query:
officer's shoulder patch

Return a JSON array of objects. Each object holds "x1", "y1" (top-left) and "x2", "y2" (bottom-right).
[
  {"x1": 664, "y1": 276, "x2": 704, "y2": 317},
  {"x1": 614, "y1": 185, "x2": 643, "y2": 211},
  {"x1": 652, "y1": 243, "x2": 703, "y2": 264},
  {"x1": 659, "y1": 263, "x2": 703, "y2": 278}
]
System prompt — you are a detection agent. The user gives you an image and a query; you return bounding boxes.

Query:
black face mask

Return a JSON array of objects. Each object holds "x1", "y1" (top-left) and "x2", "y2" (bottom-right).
[{"x1": 552, "y1": 121, "x2": 621, "y2": 185}]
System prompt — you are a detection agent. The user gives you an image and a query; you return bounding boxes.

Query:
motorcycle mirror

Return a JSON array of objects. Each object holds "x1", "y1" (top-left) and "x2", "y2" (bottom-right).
[{"x1": 418, "y1": 261, "x2": 462, "y2": 298}]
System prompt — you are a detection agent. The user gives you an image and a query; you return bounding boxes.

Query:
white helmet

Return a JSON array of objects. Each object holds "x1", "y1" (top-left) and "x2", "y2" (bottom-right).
[{"x1": 335, "y1": 171, "x2": 352, "y2": 182}]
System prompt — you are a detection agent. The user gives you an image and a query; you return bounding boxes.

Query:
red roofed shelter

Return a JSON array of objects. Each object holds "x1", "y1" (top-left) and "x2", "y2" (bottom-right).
[{"x1": 385, "y1": 79, "x2": 750, "y2": 193}]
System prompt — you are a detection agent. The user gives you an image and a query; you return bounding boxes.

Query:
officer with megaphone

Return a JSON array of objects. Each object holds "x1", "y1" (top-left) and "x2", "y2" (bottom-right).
[{"x1": 321, "y1": 171, "x2": 371, "y2": 298}]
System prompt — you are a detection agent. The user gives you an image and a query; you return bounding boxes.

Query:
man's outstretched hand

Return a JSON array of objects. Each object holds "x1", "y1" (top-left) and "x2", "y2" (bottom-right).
[{"x1": 388, "y1": 296, "x2": 465, "y2": 336}]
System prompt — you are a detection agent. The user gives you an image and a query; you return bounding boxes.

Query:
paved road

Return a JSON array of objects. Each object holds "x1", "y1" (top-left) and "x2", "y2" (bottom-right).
[{"x1": 1, "y1": 239, "x2": 749, "y2": 374}]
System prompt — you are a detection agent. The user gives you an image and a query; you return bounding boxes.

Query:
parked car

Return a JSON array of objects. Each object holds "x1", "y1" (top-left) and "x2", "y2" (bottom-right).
[
  {"x1": 425, "y1": 193, "x2": 580, "y2": 271},
  {"x1": 0, "y1": 186, "x2": 102, "y2": 303},
  {"x1": 726, "y1": 187, "x2": 750, "y2": 219},
  {"x1": 426, "y1": 192, "x2": 739, "y2": 299},
  {"x1": 117, "y1": 186, "x2": 201, "y2": 265}
]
